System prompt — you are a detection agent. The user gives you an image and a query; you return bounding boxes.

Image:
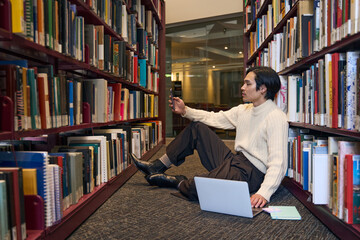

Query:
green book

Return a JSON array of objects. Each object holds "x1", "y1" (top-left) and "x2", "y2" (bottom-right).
[{"x1": 269, "y1": 206, "x2": 301, "y2": 220}]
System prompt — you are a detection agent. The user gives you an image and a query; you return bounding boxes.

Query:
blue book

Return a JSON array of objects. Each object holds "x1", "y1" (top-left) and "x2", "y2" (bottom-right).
[
  {"x1": 302, "y1": 148, "x2": 310, "y2": 191},
  {"x1": 0, "y1": 151, "x2": 48, "y2": 199},
  {"x1": 138, "y1": 59, "x2": 147, "y2": 88},
  {"x1": 0, "y1": 60, "x2": 28, "y2": 68},
  {"x1": 68, "y1": 80, "x2": 74, "y2": 126},
  {"x1": 119, "y1": 133, "x2": 126, "y2": 170}
]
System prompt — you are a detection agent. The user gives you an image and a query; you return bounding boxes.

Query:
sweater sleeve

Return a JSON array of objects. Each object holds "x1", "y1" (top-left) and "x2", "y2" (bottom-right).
[
  {"x1": 183, "y1": 105, "x2": 245, "y2": 130},
  {"x1": 255, "y1": 111, "x2": 289, "y2": 201}
]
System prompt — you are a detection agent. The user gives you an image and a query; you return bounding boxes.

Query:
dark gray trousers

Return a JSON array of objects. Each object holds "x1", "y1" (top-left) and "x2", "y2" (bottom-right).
[{"x1": 166, "y1": 121, "x2": 265, "y2": 201}]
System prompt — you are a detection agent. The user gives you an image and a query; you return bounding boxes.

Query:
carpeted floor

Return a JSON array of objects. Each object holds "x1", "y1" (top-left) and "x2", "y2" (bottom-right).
[{"x1": 68, "y1": 138, "x2": 338, "y2": 240}]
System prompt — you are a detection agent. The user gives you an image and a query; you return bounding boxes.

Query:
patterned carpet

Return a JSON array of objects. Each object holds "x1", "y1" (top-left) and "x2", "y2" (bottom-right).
[{"x1": 68, "y1": 138, "x2": 338, "y2": 240}]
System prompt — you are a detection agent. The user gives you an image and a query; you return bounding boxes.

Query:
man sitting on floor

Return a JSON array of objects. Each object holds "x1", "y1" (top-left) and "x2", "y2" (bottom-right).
[{"x1": 130, "y1": 66, "x2": 289, "y2": 208}]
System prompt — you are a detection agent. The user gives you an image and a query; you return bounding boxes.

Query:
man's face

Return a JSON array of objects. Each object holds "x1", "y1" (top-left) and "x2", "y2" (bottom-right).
[{"x1": 241, "y1": 71, "x2": 267, "y2": 106}]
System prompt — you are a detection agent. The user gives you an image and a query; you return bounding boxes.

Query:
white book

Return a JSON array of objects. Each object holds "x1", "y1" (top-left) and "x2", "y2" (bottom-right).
[
  {"x1": 345, "y1": 51, "x2": 360, "y2": 130},
  {"x1": 312, "y1": 154, "x2": 330, "y2": 204},
  {"x1": 93, "y1": 130, "x2": 120, "y2": 177},
  {"x1": 132, "y1": 131, "x2": 141, "y2": 159},
  {"x1": 287, "y1": 75, "x2": 298, "y2": 122},
  {"x1": 122, "y1": 4, "x2": 128, "y2": 42},
  {"x1": 47, "y1": 164, "x2": 56, "y2": 227}
]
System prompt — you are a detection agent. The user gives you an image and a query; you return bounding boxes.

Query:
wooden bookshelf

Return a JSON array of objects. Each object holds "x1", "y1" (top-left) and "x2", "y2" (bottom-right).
[
  {"x1": 244, "y1": 0, "x2": 360, "y2": 238},
  {"x1": 45, "y1": 144, "x2": 162, "y2": 239},
  {"x1": 0, "y1": 0, "x2": 166, "y2": 239}
]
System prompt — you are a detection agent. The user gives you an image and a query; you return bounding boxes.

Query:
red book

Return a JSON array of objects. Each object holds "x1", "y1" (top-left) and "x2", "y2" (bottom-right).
[
  {"x1": 0, "y1": 96, "x2": 14, "y2": 131},
  {"x1": 82, "y1": 102, "x2": 91, "y2": 123},
  {"x1": 308, "y1": 20, "x2": 311, "y2": 56},
  {"x1": 345, "y1": 154, "x2": 354, "y2": 223},
  {"x1": 332, "y1": 53, "x2": 339, "y2": 128},
  {"x1": 297, "y1": 135, "x2": 301, "y2": 184},
  {"x1": 337, "y1": 0, "x2": 343, "y2": 28},
  {"x1": 108, "y1": 83, "x2": 122, "y2": 121},
  {"x1": 0, "y1": 0, "x2": 11, "y2": 32},
  {"x1": 133, "y1": 55, "x2": 138, "y2": 84}
]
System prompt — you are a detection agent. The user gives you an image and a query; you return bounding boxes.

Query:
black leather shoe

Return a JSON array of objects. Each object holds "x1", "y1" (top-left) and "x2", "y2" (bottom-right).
[
  {"x1": 145, "y1": 173, "x2": 187, "y2": 189},
  {"x1": 130, "y1": 153, "x2": 168, "y2": 175}
]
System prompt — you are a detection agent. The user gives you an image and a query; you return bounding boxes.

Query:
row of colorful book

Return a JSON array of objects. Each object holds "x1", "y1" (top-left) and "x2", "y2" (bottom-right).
[
  {"x1": 245, "y1": 0, "x2": 294, "y2": 33},
  {"x1": 247, "y1": 0, "x2": 360, "y2": 71},
  {"x1": 0, "y1": 120, "x2": 162, "y2": 239},
  {"x1": 3, "y1": 0, "x2": 160, "y2": 83},
  {"x1": 7, "y1": 0, "x2": 160, "y2": 54},
  {"x1": 0, "y1": 61, "x2": 159, "y2": 131},
  {"x1": 287, "y1": 127, "x2": 360, "y2": 224},
  {"x1": 286, "y1": 51, "x2": 360, "y2": 131}
]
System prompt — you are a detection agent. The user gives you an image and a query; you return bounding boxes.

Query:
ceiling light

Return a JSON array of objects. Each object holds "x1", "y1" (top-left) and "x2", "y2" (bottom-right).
[
  {"x1": 212, "y1": 66, "x2": 215, "y2": 68},
  {"x1": 224, "y1": 46, "x2": 228, "y2": 50}
]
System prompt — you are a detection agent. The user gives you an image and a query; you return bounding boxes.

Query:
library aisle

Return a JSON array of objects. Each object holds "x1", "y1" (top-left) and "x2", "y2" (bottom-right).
[{"x1": 68, "y1": 138, "x2": 337, "y2": 240}]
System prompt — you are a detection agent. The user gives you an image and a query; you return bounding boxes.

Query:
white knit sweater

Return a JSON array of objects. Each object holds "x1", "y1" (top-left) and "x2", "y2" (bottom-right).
[{"x1": 183, "y1": 99, "x2": 289, "y2": 201}]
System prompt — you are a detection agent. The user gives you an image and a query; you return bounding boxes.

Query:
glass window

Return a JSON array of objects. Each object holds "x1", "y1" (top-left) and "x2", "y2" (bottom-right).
[{"x1": 165, "y1": 14, "x2": 244, "y2": 137}]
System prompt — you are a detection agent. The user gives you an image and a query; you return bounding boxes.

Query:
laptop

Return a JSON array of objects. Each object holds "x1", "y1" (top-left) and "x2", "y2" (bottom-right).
[{"x1": 194, "y1": 176, "x2": 263, "y2": 218}]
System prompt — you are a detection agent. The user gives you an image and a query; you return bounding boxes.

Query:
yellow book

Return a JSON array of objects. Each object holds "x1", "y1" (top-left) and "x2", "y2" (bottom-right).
[
  {"x1": 37, "y1": 0, "x2": 45, "y2": 46},
  {"x1": 10, "y1": 0, "x2": 25, "y2": 34},
  {"x1": 22, "y1": 169, "x2": 37, "y2": 195},
  {"x1": 150, "y1": 94, "x2": 154, "y2": 117}
]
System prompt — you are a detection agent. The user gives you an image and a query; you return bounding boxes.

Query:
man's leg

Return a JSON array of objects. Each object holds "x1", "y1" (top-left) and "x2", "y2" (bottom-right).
[
  {"x1": 166, "y1": 121, "x2": 233, "y2": 170},
  {"x1": 144, "y1": 122, "x2": 234, "y2": 188},
  {"x1": 131, "y1": 121, "x2": 232, "y2": 176},
  {"x1": 178, "y1": 152, "x2": 265, "y2": 201}
]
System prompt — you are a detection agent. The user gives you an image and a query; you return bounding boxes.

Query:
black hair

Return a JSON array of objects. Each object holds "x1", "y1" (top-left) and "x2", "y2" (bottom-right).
[{"x1": 246, "y1": 66, "x2": 281, "y2": 101}]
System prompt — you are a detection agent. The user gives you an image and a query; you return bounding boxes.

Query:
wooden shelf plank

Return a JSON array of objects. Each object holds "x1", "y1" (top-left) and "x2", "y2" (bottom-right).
[
  {"x1": 282, "y1": 177, "x2": 360, "y2": 239},
  {"x1": 0, "y1": 131, "x2": 13, "y2": 141},
  {"x1": 289, "y1": 122, "x2": 360, "y2": 140},
  {"x1": 12, "y1": 117, "x2": 158, "y2": 139}
]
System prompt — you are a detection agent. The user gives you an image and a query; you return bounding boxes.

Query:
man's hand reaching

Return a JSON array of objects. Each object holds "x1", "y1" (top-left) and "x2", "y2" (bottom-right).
[
  {"x1": 169, "y1": 96, "x2": 186, "y2": 115},
  {"x1": 250, "y1": 193, "x2": 267, "y2": 208}
]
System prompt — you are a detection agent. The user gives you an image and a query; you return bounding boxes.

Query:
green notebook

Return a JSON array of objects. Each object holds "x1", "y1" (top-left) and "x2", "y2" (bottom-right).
[{"x1": 269, "y1": 206, "x2": 301, "y2": 220}]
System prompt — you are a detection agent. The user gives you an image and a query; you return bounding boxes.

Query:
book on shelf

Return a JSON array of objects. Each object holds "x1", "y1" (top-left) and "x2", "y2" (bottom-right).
[
  {"x1": 67, "y1": 136, "x2": 108, "y2": 184},
  {"x1": 51, "y1": 146, "x2": 93, "y2": 195},
  {"x1": 23, "y1": 168, "x2": 38, "y2": 195},
  {"x1": 0, "y1": 167, "x2": 27, "y2": 240},
  {"x1": 0, "y1": 179, "x2": 10, "y2": 240},
  {"x1": 0, "y1": 151, "x2": 53, "y2": 227},
  {"x1": 0, "y1": 171, "x2": 17, "y2": 240},
  {"x1": 0, "y1": 1, "x2": 164, "y2": 240},
  {"x1": 344, "y1": 154, "x2": 360, "y2": 224},
  {"x1": 284, "y1": 51, "x2": 360, "y2": 131}
]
